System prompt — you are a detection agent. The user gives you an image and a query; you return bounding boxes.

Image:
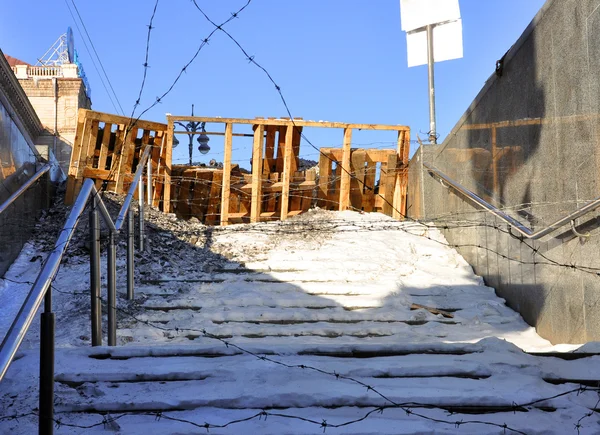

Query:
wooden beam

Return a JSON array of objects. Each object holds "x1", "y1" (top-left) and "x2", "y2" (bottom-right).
[
  {"x1": 114, "y1": 126, "x2": 136, "y2": 194},
  {"x1": 97, "y1": 123, "x2": 112, "y2": 170},
  {"x1": 393, "y1": 130, "x2": 405, "y2": 220},
  {"x1": 220, "y1": 123, "x2": 233, "y2": 225},
  {"x1": 350, "y1": 150, "x2": 366, "y2": 210},
  {"x1": 163, "y1": 119, "x2": 174, "y2": 212},
  {"x1": 83, "y1": 109, "x2": 167, "y2": 131},
  {"x1": 363, "y1": 156, "x2": 376, "y2": 212},
  {"x1": 317, "y1": 149, "x2": 332, "y2": 208},
  {"x1": 206, "y1": 171, "x2": 222, "y2": 225},
  {"x1": 264, "y1": 126, "x2": 276, "y2": 174},
  {"x1": 382, "y1": 153, "x2": 398, "y2": 217},
  {"x1": 250, "y1": 125, "x2": 265, "y2": 223},
  {"x1": 338, "y1": 128, "x2": 353, "y2": 211},
  {"x1": 365, "y1": 149, "x2": 395, "y2": 162},
  {"x1": 280, "y1": 124, "x2": 294, "y2": 220},
  {"x1": 65, "y1": 110, "x2": 88, "y2": 204}
]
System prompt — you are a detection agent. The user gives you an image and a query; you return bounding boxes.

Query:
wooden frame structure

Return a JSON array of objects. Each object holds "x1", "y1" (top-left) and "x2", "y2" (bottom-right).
[
  {"x1": 65, "y1": 109, "x2": 170, "y2": 208},
  {"x1": 167, "y1": 116, "x2": 410, "y2": 224}
]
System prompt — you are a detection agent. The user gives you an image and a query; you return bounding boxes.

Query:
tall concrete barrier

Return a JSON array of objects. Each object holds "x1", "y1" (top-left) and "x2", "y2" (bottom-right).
[{"x1": 408, "y1": 0, "x2": 600, "y2": 343}]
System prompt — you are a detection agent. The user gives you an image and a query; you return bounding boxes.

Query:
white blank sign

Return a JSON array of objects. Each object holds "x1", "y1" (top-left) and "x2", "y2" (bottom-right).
[
  {"x1": 400, "y1": 0, "x2": 461, "y2": 32},
  {"x1": 406, "y1": 19, "x2": 463, "y2": 67}
]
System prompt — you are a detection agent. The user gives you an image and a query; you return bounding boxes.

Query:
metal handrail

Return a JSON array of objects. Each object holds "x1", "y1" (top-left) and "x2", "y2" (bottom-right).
[
  {"x1": 424, "y1": 162, "x2": 600, "y2": 239},
  {"x1": 0, "y1": 145, "x2": 152, "y2": 434},
  {"x1": 0, "y1": 164, "x2": 51, "y2": 215}
]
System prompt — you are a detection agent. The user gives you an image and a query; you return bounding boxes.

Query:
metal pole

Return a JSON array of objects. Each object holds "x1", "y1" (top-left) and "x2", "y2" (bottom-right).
[
  {"x1": 127, "y1": 207, "x2": 134, "y2": 300},
  {"x1": 426, "y1": 24, "x2": 437, "y2": 144},
  {"x1": 107, "y1": 231, "x2": 117, "y2": 346},
  {"x1": 147, "y1": 155, "x2": 152, "y2": 206},
  {"x1": 39, "y1": 292, "x2": 54, "y2": 435},
  {"x1": 188, "y1": 135, "x2": 193, "y2": 166},
  {"x1": 138, "y1": 177, "x2": 144, "y2": 252},
  {"x1": 90, "y1": 197, "x2": 101, "y2": 346}
]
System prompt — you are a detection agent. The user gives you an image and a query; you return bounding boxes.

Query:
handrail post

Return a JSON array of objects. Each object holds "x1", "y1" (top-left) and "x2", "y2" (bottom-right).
[
  {"x1": 147, "y1": 156, "x2": 152, "y2": 206},
  {"x1": 89, "y1": 196, "x2": 102, "y2": 346},
  {"x1": 107, "y1": 231, "x2": 117, "y2": 346},
  {"x1": 138, "y1": 178, "x2": 145, "y2": 252},
  {"x1": 126, "y1": 207, "x2": 135, "y2": 300},
  {"x1": 39, "y1": 292, "x2": 54, "y2": 434}
]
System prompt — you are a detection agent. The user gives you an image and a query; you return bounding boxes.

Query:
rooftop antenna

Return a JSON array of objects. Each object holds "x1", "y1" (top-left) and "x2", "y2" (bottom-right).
[
  {"x1": 400, "y1": 0, "x2": 463, "y2": 144},
  {"x1": 37, "y1": 27, "x2": 75, "y2": 66}
]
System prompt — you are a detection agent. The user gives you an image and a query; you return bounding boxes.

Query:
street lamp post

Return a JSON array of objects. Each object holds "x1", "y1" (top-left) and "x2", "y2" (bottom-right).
[{"x1": 173, "y1": 104, "x2": 210, "y2": 165}]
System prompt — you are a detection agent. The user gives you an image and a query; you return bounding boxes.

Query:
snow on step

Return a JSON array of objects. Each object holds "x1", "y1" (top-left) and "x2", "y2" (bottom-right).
[{"x1": 2, "y1": 210, "x2": 600, "y2": 434}]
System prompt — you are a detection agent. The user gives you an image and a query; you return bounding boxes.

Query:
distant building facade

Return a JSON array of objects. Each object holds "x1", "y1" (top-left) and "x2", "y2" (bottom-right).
[{"x1": 7, "y1": 54, "x2": 91, "y2": 173}]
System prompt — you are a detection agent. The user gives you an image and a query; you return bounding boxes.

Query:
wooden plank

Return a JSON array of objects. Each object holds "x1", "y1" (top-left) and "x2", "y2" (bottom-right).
[
  {"x1": 365, "y1": 149, "x2": 395, "y2": 162},
  {"x1": 377, "y1": 162, "x2": 387, "y2": 210},
  {"x1": 265, "y1": 173, "x2": 279, "y2": 212},
  {"x1": 163, "y1": 120, "x2": 174, "y2": 212},
  {"x1": 191, "y1": 171, "x2": 212, "y2": 220},
  {"x1": 317, "y1": 150, "x2": 332, "y2": 208},
  {"x1": 206, "y1": 171, "x2": 223, "y2": 225},
  {"x1": 220, "y1": 123, "x2": 233, "y2": 225},
  {"x1": 264, "y1": 126, "x2": 277, "y2": 175},
  {"x1": 393, "y1": 130, "x2": 408, "y2": 220},
  {"x1": 363, "y1": 156, "x2": 376, "y2": 212},
  {"x1": 331, "y1": 162, "x2": 342, "y2": 210},
  {"x1": 301, "y1": 169, "x2": 316, "y2": 212},
  {"x1": 289, "y1": 171, "x2": 303, "y2": 213},
  {"x1": 250, "y1": 125, "x2": 265, "y2": 223},
  {"x1": 275, "y1": 126, "x2": 286, "y2": 173},
  {"x1": 114, "y1": 127, "x2": 137, "y2": 194},
  {"x1": 167, "y1": 115, "x2": 410, "y2": 131},
  {"x1": 177, "y1": 170, "x2": 193, "y2": 219},
  {"x1": 338, "y1": 128, "x2": 353, "y2": 211},
  {"x1": 382, "y1": 153, "x2": 397, "y2": 216},
  {"x1": 97, "y1": 123, "x2": 112, "y2": 170},
  {"x1": 291, "y1": 125, "x2": 302, "y2": 174},
  {"x1": 151, "y1": 133, "x2": 164, "y2": 207},
  {"x1": 74, "y1": 119, "x2": 100, "y2": 199},
  {"x1": 350, "y1": 150, "x2": 366, "y2": 210},
  {"x1": 84, "y1": 109, "x2": 167, "y2": 132},
  {"x1": 65, "y1": 110, "x2": 88, "y2": 204},
  {"x1": 280, "y1": 124, "x2": 294, "y2": 220},
  {"x1": 105, "y1": 124, "x2": 126, "y2": 192}
]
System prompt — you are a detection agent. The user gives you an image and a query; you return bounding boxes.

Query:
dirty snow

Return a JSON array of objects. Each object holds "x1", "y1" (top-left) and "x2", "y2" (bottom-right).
[{"x1": 1, "y1": 206, "x2": 598, "y2": 434}]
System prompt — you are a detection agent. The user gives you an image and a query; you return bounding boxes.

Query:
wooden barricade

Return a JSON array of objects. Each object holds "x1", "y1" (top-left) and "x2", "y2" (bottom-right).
[
  {"x1": 167, "y1": 115, "x2": 410, "y2": 225},
  {"x1": 65, "y1": 109, "x2": 170, "y2": 209}
]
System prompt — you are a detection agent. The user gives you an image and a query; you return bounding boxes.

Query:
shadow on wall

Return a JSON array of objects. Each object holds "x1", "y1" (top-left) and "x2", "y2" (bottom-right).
[{"x1": 423, "y1": 0, "x2": 600, "y2": 343}]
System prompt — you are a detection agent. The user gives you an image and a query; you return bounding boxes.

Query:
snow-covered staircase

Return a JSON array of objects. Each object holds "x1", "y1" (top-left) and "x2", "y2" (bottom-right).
[{"x1": 2, "y1": 210, "x2": 600, "y2": 433}]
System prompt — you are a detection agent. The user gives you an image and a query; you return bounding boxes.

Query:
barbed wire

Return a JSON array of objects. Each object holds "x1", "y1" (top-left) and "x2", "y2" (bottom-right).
[
  {"x1": 130, "y1": 0, "x2": 160, "y2": 120},
  {"x1": 2, "y1": 287, "x2": 596, "y2": 434}
]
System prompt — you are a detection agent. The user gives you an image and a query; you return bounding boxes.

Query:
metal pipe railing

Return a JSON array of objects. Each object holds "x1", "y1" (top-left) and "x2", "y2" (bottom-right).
[
  {"x1": 424, "y1": 162, "x2": 600, "y2": 239},
  {"x1": 0, "y1": 145, "x2": 154, "y2": 434},
  {"x1": 0, "y1": 164, "x2": 51, "y2": 215}
]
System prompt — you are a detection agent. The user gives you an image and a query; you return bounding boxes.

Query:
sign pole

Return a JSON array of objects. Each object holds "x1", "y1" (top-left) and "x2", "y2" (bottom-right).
[{"x1": 426, "y1": 24, "x2": 437, "y2": 144}]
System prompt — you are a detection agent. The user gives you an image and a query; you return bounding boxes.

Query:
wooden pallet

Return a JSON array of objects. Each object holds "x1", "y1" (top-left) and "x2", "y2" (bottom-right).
[
  {"x1": 317, "y1": 128, "x2": 410, "y2": 218},
  {"x1": 65, "y1": 109, "x2": 170, "y2": 209}
]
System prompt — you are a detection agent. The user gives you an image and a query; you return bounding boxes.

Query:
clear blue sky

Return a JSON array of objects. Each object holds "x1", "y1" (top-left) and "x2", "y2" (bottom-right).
[{"x1": 1, "y1": 0, "x2": 546, "y2": 167}]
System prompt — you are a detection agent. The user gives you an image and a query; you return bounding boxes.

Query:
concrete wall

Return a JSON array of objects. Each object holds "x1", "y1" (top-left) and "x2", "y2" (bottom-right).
[{"x1": 407, "y1": 0, "x2": 600, "y2": 343}]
